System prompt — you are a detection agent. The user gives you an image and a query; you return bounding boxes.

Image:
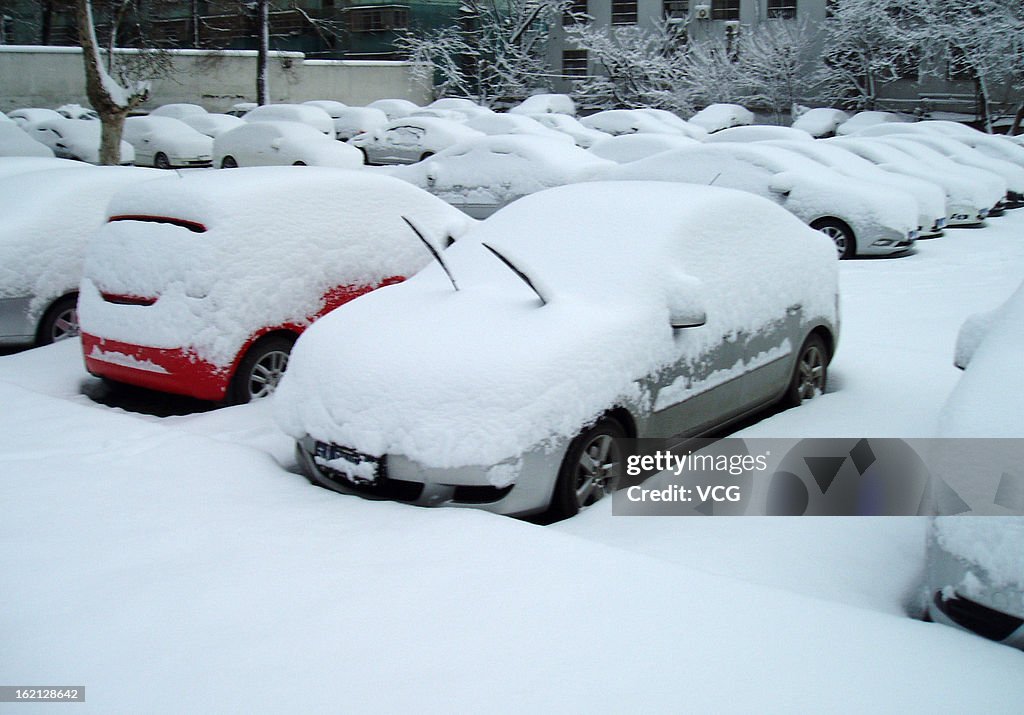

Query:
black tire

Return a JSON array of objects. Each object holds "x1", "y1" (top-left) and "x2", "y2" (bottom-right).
[
  {"x1": 811, "y1": 218, "x2": 855, "y2": 260},
  {"x1": 358, "y1": 147, "x2": 370, "y2": 165},
  {"x1": 227, "y1": 334, "x2": 296, "y2": 405},
  {"x1": 154, "y1": 152, "x2": 171, "y2": 169},
  {"x1": 419, "y1": 151, "x2": 434, "y2": 162},
  {"x1": 548, "y1": 418, "x2": 626, "y2": 520},
  {"x1": 36, "y1": 294, "x2": 80, "y2": 346},
  {"x1": 292, "y1": 160, "x2": 307, "y2": 166},
  {"x1": 783, "y1": 334, "x2": 829, "y2": 407},
  {"x1": 220, "y1": 156, "x2": 238, "y2": 169}
]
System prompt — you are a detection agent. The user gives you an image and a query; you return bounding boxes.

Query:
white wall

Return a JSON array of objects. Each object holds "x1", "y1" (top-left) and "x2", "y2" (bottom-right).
[{"x1": 0, "y1": 45, "x2": 432, "y2": 112}]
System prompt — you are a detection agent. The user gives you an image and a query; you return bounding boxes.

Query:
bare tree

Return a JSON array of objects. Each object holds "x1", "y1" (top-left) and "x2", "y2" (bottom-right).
[{"x1": 737, "y1": 19, "x2": 822, "y2": 123}]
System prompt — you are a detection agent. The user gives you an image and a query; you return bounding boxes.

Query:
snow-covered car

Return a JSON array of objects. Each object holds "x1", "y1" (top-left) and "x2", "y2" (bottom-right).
[
  {"x1": 329, "y1": 106, "x2": 389, "y2": 141},
  {"x1": 587, "y1": 133, "x2": 700, "y2": 163},
  {"x1": 0, "y1": 165, "x2": 162, "y2": 347},
  {"x1": 580, "y1": 109, "x2": 686, "y2": 136},
  {"x1": 25, "y1": 116, "x2": 135, "y2": 165},
  {"x1": 180, "y1": 112, "x2": 245, "y2": 138},
  {"x1": 79, "y1": 168, "x2": 474, "y2": 404},
  {"x1": 0, "y1": 123, "x2": 55, "y2": 158},
  {"x1": 425, "y1": 97, "x2": 494, "y2": 119},
  {"x1": 366, "y1": 98, "x2": 420, "y2": 120},
  {"x1": 56, "y1": 103, "x2": 99, "y2": 121},
  {"x1": 465, "y1": 113, "x2": 574, "y2": 143},
  {"x1": 602, "y1": 143, "x2": 919, "y2": 258},
  {"x1": 687, "y1": 104, "x2": 755, "y2": 133},
  {"x1": 243, "y1": 103, "x2": 335, "y2": 137},
  {"x1": 226, "y1": 102, "x2": 257, "y2": 117},
  {"x1": 924, "y1": 518, "x2": 1024, "y2": 650},
  {"x1": 391, "y1": 134, "x2": 613, "y2": 218},
  {"x1": 302, "y1": 100, "x2": 348, "y2": 118},
  {"x1": 275, "y1": 182, "x2": 839, "y2": 519},
  {"x1": 149, "y1": 103, "x2": 208, "y2": 120},
  {"x1": 704, "y1": 125, "x2": 814, "y2": 143},
  {"x1": 764, "y1": 139, "x2": 948, "y2": 237},
  {"x1": 6, "y1": 107, "x2": 63, "y2": 128},
  {"x1": 122, "y1": 115, "x2": 213, "y2": 169},
  {"x1": 836, "y1": 110, "x2": 912, "y2": 136},
  {"x1": 634, "y1": 108, "x2": 709, "y2": 140},
  {"x1": 0, "y1": 157, "x2": 89, "y2": 181},
  {"x1": 791, "y1": 107, "x2": 850, "y2": 138},
  {"x1": 828, "y1": 137, "x2": 996, "y2": 227},
  {"x1": 507, "y1": 93, "x2": 576, "y2": 116},
  {"x1": 350, "y1": 117, "x2": 485, "y2": 165},
  {"x1": 213, "y1": 121, "x2": 362, "y2": 168},
  {"x1": 527, "y1": 113, "x2": 611, "y2": 148}
]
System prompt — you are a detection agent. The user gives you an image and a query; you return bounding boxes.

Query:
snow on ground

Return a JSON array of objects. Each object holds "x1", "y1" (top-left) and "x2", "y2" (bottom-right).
[{"x1": 2, "y1": 199, "x2": 1024, "y2": 712}]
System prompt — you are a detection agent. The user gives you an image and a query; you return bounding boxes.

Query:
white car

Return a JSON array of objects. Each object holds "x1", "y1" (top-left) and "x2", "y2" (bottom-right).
[
  {"x1": 507, "y1": 93, "x2": 576, "y2": 116},
  {"x1": 465, "y1": 113, "x2": 575, "y2": 143},
  {"x1": 634, "y1": 108, "x2": 709, "y2": 139},
  {"x1": 6, "y1": 107, "x2": 64, "y2": 128},
  {"x1": 25, "y1": 117, "x2": 135, "y2": 165},
  {"x1": 425, "y1": 98, "x2": 494, "y2": 119},
  {"x1": 243, "y1": 103, "x2": 335, "y2": 138},
  {"x1": 330, "y1": 106, "x2": 389, "y2": 141},
  {"x1": 836, "y1": 110, "x2": 912, "y2": 136},
  {"x1": 791, "y1": 108, "x2": 850, "y2": 138},
  {"x1": 602, "y1": 142, "x2": 919, "y2": 258},
  {"x1": 350, "y1": 117, "x2": 485, "y2": 165},
  {"x1": 274, "y1": 182, "x2": 838, "y2": 519},
  {"x1": 704, "y1": 125, "x2": 814, "y2": 143},
  {"x1": 828, "y1": 137, "x2": 995, "y2": 226},
  {"x1": 527, "y1": 113, "x2": 611, "y2": 148},
  {"x1": 302, "y1": 100, "x2": 348, "y2": 118},
  {"x1": 580, "y1": 109, "x2": 686, "y2": 136},
  {"x1": 391, "y1": 134, "x2": 613, "y2": 218},
  {"x1": 180, "y1": 112, "x2": 245, "y2": 138},
  {"x1": 149, "y1": 103, "x2": 208, "y2": 120},
  {"x1": 55, "y1": 103, "x2": 99, "y2": 121},
  {"x1": 366, "y1": 98, "x2": 420, "y2": 120},
  {"x1": 123, "y1": 115, "x2": 213, "y2": 169},
  {"x1": 0, "y1": 165, "x2": 162, "y2": 347},
  {"x1": 0, "y1": 123, "x2": 55, "y2": 158},
  {"x1": 214, "y1": 121, "x2": 362, "y2": 168},
  {"x1": 764, "y1": 139, "x2": 948, "y2": 237},
  {"x1": 587, "y1": 133, "x2": 700, "y2": 163},
  {"x1": 687, "y1": 104, "x2": 755, "y2": 133}
]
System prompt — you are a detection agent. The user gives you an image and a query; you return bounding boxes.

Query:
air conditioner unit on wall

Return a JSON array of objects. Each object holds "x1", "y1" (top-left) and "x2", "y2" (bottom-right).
[
  {"x1": 724, "y1": 20, "x2": 740, "y2": 33},
  {"x1": 694, "y1": 4, "x2": 711, "y2": 20}
]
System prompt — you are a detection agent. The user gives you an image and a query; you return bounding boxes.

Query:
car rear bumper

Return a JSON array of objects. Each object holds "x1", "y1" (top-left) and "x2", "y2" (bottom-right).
[
  {"x1": 81, "y1": 333, "x2": 229, "y2": 401},
  {"x1": 0, "y1": 296, "x2": 35, "y2": 345}
]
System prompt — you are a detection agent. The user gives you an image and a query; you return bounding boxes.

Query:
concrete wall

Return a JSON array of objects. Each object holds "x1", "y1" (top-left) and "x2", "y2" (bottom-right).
[{"x1": 0, "y1": 45, "x2": 432, "y2": 113}]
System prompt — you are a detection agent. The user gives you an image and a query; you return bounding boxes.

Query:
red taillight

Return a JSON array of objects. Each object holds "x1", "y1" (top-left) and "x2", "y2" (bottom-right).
[
  {"x1": 101, "y1": 293, "x2": 157, "y2": 306},
  {"x1": 108, "y1": 215, "x2": 207, "y2": 233}
]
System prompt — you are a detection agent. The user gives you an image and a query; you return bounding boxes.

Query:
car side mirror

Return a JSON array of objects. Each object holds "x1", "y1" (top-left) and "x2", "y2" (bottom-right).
[
  {"x1": 270, "y1": 138, "x2": 282, "y2": 150},
  {"x1": 670, "y1": 309, "x2": 706, "y2": 329},
  {"x1": 769, "y1": 173, "x2": 794, "y2": 197}
]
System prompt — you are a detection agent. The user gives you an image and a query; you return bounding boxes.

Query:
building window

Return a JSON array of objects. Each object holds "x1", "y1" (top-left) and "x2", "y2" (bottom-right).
[
  {"x1": 664, "y1": 0, "x2": 689, "y2": 21},
  {"x1": 347, "y1": 6, "x2": 409, "y2": 33},
  {"x1": 767, "y1": 0, "x2": 796, "y2": 19},
  {"x1": 563, "y1": 0, "x2": 588, "y2": 25},
  {"x1": 562, "y1": 49, "x2": 588, "y2": 77},
  {"x1": 711, "y1": 0, "x2": 739, "y2": 21},
  {"x1": 611, "y1": 0, "x2": 638, "y2": 25}
]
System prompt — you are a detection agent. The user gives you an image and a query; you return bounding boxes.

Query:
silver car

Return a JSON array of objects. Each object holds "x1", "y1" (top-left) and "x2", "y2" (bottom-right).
[{"x1": 275, "y1": 182, "x2": 839, "y2": 519}]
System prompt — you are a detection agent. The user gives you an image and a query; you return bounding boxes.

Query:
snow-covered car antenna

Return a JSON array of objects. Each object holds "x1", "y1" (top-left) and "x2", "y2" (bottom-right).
[
  {"x1": 481, "y1": 243, "x2": 547, "y2": 306},
  {"x1": 402, "y1": 215, "x2": 458, "y2": 291}
]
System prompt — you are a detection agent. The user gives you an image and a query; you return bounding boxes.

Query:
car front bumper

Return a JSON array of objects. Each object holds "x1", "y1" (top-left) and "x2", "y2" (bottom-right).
[
  {"x1": 81, "y1": 333, "x2": 230, "y2": 401},
  {"x1": 295, "y1": 435, "x2": 567, "y2": 517}
]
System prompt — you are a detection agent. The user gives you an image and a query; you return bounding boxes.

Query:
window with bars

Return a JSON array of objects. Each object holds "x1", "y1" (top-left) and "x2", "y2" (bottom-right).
[
  {"x1": 563, "y1": 0, "x2": 588, "y2": 25},
  {"x1": 711, "y1": 0, "x2": 739, "y2": 21},
  {"x1": 664, "y1": 0, "x2": 689, "y2": 21},
  {"x1": 767, "y1": 0, "x2": 796, "y2": 19},
  {"x1": 562, "y1": 49, "x2": 588, "y2": 77},
  {"x1": 611, "y1": 0, "x2": 638, "y2": 25},
  {"x1": 348, "y1": 6, "x2": 409, "y2": 32}
]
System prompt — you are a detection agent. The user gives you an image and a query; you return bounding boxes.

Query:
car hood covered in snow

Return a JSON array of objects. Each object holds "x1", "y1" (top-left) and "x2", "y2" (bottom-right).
[{"x1": 274, "y1": 182, "x2": 838, "y2": 469}]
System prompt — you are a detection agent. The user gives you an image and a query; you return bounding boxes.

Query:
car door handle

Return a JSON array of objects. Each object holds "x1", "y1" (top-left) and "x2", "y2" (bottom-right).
[{"x1": 787, "y1": 304, "x2": 802, "y2": 315}]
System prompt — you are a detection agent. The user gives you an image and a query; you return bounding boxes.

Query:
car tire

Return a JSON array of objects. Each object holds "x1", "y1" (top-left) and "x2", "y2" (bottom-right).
[
  {"x1": 357, "y1": 147, "x2": 370, "y2": 165},
  {"x1": 220, "y1": 156, "x2": 238, "y2": 169},
  {"x1": 292, "y1": 160, "x2": 306, "y2": 166},
  {"x1": 419, "y1": 152, "x2": 434, "y2": 162},
  {"x1": 154, "y1": 152, "x2": 171, "y2": 169},
  {"x1": 227, "y1": 334, "x2": 296, "y2": 405},
  {"x1": 36, "y1": 294, "x2": 80, "y2": 346},
  {"x1": 811, "y1": 218, "x2": 855, "y2": 260},
  {"x1": 548, "y1": 418, "x2": 626, "y2": 520},
  {"x1": 783, "y1": 334, "x2": 829, "y2": 407}
]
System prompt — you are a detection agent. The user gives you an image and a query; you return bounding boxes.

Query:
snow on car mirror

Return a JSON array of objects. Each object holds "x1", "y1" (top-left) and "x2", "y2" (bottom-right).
[
  {"x1": 769, "y1": 173, "x2": 795, "y2": 196},
  {"x1": 270, "y1": 138, "x2": 283, "y2": 150},
  {"x1": 668, "y1": 273, "x2": 706, "y2": 329},
  {"x1": 670, "y1": 309, "x2": 707, "y2": 329}
]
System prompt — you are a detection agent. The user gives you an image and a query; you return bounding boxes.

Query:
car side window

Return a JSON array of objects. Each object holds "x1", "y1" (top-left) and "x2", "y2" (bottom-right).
[{"x1": 388, "y1": 126, "x2": 425, "y2": 146}]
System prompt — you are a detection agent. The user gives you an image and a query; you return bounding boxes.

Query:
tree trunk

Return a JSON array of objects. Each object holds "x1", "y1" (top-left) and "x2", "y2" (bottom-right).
[
  {"x1": 99, "y1": 112, "x2": 127, "y2": 166},
  {"x1": 256, "y1": 0, "x2": 269, "y2": 105},
  {"x1": 1010, "y1": 102, "x2": 1024, "y2": 137}
]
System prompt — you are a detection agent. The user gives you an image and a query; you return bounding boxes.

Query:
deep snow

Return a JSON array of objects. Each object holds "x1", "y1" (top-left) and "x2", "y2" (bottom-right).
[{"x1": 2, "y1": 191, "x2": 1023, "y2": 712}]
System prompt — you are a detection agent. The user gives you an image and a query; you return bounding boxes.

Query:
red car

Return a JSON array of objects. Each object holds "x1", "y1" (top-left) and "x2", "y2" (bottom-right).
[{"x1": 79, "y1": 167, "x2": 473, "y2": 403}]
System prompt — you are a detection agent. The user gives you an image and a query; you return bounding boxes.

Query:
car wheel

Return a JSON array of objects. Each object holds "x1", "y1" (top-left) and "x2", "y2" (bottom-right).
[
  {"x1": 419, "y1": 151, "x2": 434, "y2": 162},
  {"x1": 154, "y1": 152, "x2": 171, "y2": 169},
  {"x1": 784, "y1": 334, "x2": 829, "y2": 407},
  {"x1": 357, "y1": 147, "x2": 370, "y2": 165},
  {"x1": 227, "y1": 334, "x2": 296, "y2": 405},
  {"x1": 220, "y1": 156, "x2": 238, "y2": 169},
  {"x1": 292, "y1": 160, "x2": 306, "y2": 166},
  {"x1": 36, "y1": 294, "x2": 80, "y2": 346},
  {"x1": 548, "y1": 418, "x2": 626, "y2": 520},
  {"x1": 811, "y1": 218, "x2": 855, "y2": 260}
]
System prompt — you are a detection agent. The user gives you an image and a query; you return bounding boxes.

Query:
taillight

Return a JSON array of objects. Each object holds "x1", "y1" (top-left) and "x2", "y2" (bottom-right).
[{"x1": 108, "y1": 215, "x2": 207, "y2": 233}]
